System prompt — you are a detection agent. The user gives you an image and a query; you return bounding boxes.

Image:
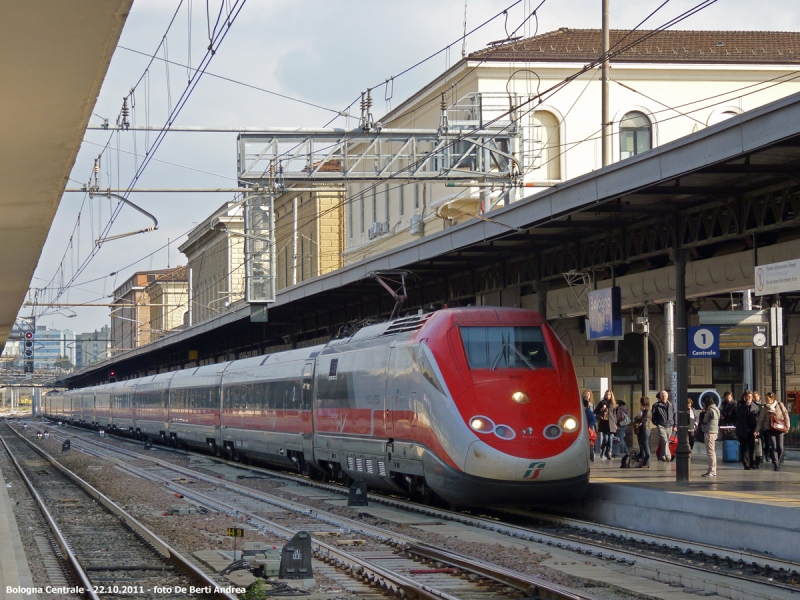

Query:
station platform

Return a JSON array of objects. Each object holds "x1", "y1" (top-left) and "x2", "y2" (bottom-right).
[
  {"x1": 555, "y1": 453, "x2": 800, "y2": 564},
  {"x1": 0, "y1": 465, "x2": 35, "y2": 599}
]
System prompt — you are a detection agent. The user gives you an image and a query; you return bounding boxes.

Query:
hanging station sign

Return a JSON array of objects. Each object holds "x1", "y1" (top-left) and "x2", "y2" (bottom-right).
[
  {"x1": 587, "y1": 286, "x2": 622, "y2": 339},
  {"x1": 755, "y1": 259, "x2": 800, "y2": 296}
]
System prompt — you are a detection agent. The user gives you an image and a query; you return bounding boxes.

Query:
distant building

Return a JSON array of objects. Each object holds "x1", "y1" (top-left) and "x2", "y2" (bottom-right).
[
  {"x1": 34, "y1": 325, "x2": 75, "y2": 369},
  {"x1": 75, "y1": 325, "x2": 111, "y2": 368},
  {"x1": 179, "y1": 202, "x2": 244, "y2": 325},
  {"x1": 110, "y1": 268, "x2": 181, "y2": 352},
  {"x1": 145, "y1": 266, "x2": 188, "y2": 341}
]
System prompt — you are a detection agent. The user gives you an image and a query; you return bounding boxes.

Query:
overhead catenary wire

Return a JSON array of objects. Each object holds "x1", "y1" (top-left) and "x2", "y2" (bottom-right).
[
  {"x1": 38, "y1": 0, "x2": 250, "y2": 319},
  {"x1": 37, "y1": 0, "x2": 747, "y2": 325}
]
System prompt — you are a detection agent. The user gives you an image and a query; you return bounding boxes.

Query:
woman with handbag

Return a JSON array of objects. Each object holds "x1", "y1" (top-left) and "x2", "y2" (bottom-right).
[
  {"x1": 615, "y1": 400, "x2": 631, "y2": 455},
  {"x1": 633, "y1": 397, "x2": 652, "y2": 468},
  {"x1": 595, "y1": 390, "x2": 618, "y2": 460},
  {"x1": 756, "y1": 392, "x2": 790, "y2": 471}
]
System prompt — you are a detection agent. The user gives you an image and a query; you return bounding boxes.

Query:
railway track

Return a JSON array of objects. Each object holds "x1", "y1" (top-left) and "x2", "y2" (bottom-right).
[
  {"x1": 0, "y1": 422, "x2": 239, "y2": 600},
  {"x1": 37, "y1": 420, "x2": 800, "y2": 599},
  {"x1": 22, "y1": 421, "x2": 600, "y2": 600}
]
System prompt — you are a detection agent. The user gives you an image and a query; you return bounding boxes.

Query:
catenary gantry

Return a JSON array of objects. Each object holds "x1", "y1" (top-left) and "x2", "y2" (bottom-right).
[{"x1": 63, "y1": 90, "x2": 800, "y2": 387}]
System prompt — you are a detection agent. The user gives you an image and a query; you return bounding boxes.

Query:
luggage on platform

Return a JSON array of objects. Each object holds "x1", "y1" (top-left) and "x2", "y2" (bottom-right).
[
  {"x1": 611, "y1": 436, "x2": 621, "y2": 458},
  {"x1": 656, "y1": 435, "x2": 679, "y2": 459},
  {"x1": 620, "y1": 452, "x2": 644, "y2": 468},
  {"x1": 723, "y1": 439, "x2": 740, "y2": 463}
]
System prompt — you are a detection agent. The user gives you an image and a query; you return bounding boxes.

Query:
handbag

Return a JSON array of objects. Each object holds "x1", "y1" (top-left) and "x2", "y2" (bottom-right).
[
  {"x1": 588, "y1": 427, "x2": 597, "y2": 444},
  {"x1": 770, "y1": 413, "x2": 788, "y2": 432},
  {"x1": 633, "y1": 421, "x2": 641, "y2": 435},
  {"x1": 618, "y1": 412, "x2": 632, "y2": 427}
]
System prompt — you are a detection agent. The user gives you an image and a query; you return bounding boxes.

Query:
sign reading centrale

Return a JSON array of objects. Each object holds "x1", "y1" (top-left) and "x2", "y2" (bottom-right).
[
  {"x1": 755, "y1": 259, "x2": 800, "y2": 296},
  {"x1": 587, "y1": 286, "x2": 622, "y2": 339}
]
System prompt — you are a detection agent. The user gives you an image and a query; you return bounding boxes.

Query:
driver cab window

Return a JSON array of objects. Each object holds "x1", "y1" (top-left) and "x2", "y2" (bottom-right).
[{"x1": 459, "y1": 326, "x2": 551, "y2": 369}]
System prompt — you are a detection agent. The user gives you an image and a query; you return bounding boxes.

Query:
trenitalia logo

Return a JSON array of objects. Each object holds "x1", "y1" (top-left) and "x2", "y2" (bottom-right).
[{"x1": 523, "y1": 461, "x2": 546, "y2": 479}]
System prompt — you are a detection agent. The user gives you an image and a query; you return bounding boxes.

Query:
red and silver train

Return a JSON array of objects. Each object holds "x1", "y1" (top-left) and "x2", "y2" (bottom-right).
[{"x1": 45, "y1": 307, "x2": 590, "y2": 506}]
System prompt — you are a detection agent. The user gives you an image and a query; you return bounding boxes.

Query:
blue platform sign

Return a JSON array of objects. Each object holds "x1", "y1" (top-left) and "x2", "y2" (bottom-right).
[
  {"x1": 588, "y1": 287, "x2": 622, "y2": 339},
  {"x1": 688, "y1": 325, "x2": 720, "y2": 358}
]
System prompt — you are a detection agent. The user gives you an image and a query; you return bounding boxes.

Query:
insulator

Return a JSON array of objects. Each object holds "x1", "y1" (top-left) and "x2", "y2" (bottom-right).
[
  {"x1": 366, "y1": 89, "x2": 373, "y2": 110},
  {"x1": 441, "y1": 93, "x2": 446, "y2": 111},
  {"x1": 93, "y1": 160, "x2": 100, "y2": 174}
]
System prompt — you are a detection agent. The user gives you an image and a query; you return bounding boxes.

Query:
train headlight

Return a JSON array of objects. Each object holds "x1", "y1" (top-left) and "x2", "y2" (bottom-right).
[
  {"x1": 511, "y1": 391, "x2": 530, "y2": 404},
  {"x1": 560, "y1": 416, "x2": 579, "y2": 432},
  {"x1": 470, "y1": 416, "x2": 494, "y2": 433}
]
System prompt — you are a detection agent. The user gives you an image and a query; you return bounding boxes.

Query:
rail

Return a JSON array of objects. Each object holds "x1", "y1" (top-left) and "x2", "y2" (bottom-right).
[{"x1": 2, "y1": 424, "x2": 238, "y2": 600}]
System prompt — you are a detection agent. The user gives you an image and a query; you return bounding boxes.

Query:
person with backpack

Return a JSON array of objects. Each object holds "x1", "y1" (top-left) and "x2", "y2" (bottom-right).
[
  {"x1": 755, "y1": 392, "x2": 790, "y2": 471},
  {"x1": 736, "y1": 391, "x2": 760, "y2": 470},
  {"x1": 633, "y1": 396, "x2": 652, "y2": 468},
  {"x1": 615, "y1": 400, "x2": 631, "y2": 455},
  {"x1": 583, "y1": 390, "x2": 597, "y2": 463},
  {"x1": 700, "y1": 396, "x2": 720, "y2": 477}
]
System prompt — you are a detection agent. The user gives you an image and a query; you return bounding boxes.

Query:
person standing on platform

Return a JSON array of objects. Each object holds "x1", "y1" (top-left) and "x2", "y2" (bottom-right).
[
  {"x1": 583, "y1": 390, "x2": 597, "y2": 463},
  {"x1": 753, "y1": 391, "x2": 765, "y2": 468},
  {"x1": 634, "y1": 397, "x2": 652, "y2": 468},
  {"x1": 736, "y1": 391, "x2": 760, "y2": 470},
  {"x1": 720, "y1": 391, "x2": 737, "y2": 426},
  {"x1": 687, "y1": 398, "x2": 698, "y2": 450},
  {"x1": 701, "y1": 396, "x2": 720, "y2": 477},
  {"x1": 615, "y1": 400, "x2": 631, "y2": 455},
  {"x1": 756, "y1": 392, "x2": 790, "y2": 471},
  {"x1": 652, "y1": 390, "x2": 676, "y2": 462},
  {"x1": 595, "y1": 390, "x2": 618, "y2": 460}
]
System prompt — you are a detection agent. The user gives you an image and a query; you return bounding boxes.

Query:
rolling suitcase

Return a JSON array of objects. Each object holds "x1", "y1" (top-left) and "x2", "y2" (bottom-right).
[{"x1": 723, "y1": 439, "x2": 740, "y2": 462}]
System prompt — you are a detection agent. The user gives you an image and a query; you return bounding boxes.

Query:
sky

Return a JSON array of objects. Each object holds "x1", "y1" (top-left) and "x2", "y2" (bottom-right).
[{"x1": 29, "y1": 0, "x2": 800, "y2": 335}]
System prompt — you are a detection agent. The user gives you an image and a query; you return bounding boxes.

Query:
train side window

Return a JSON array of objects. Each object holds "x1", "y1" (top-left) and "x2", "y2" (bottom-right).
[
  {"x1": 329, "y1": 358, "x2": 338, "y2": 379},
  {"x1": 459, "y1": 326, "x2": 551, "y2": 369}
]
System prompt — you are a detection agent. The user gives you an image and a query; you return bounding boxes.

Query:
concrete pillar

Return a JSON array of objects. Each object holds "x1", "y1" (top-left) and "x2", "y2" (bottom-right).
[
  {"x1": 742, "y1": 290, "x2": 754, "y2": 391},
  {"x1": 675, "y1": 251, "x2": 691, "y2": 482},
  {"x1": 664, "y1": 301, "x2": 674, "y2": 395},
  {"x1": 537, "y1": 280, "x2": 548, "y2": 320}
]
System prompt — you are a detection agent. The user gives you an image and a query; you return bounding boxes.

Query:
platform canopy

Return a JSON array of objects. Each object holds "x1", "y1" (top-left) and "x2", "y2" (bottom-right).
[
  {"x1": 0, "y1": 1, "x2": 132, "y2": 346},
  {"x1": 64, "y1": 88, "x2": 800, "y2": 386}
]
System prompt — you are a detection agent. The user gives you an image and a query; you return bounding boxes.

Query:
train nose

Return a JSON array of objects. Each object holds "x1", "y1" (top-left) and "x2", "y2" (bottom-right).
[{"x1": 462, "y1": 435, "x2": 590, "y2": 481}]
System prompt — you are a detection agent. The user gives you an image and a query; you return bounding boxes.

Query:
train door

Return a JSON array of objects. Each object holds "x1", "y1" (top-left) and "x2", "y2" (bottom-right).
[
  {"x1": 391, "y1": 345, "x2": 414, "y2": 440},
  {"x1": 302, "y1": 360, "x2": 315, "y2": 461},
  {"x1": 384, "y1": 348, "x2": 395, "y2": 437}
]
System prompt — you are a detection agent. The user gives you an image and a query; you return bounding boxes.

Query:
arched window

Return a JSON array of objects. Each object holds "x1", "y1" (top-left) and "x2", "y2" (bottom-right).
[
  {"x1": 531, "y1": 111, "x2": 561, "y2": 181},
  {"x1": 619, "y1": 111, "x2": 652, "y2": 160},
  {"x1": 708, "y1": 110, "x2": 737, "y2": 126}
]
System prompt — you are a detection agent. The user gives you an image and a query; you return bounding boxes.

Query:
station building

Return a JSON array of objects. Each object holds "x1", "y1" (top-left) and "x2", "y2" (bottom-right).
[{"x1": 342, "y1": 29, "x2": 800, "y2": 266}]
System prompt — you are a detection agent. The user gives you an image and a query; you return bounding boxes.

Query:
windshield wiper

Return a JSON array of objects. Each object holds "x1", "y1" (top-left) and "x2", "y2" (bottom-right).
[{"x1": 490, "y1": 342, "x2": 536, "y2": 370}]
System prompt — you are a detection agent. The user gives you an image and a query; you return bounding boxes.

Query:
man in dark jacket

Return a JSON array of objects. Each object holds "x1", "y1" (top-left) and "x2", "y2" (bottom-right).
[
  {"x1": 651, "y1": 390, "x2": 677, "y2": 462},
  {"x1": 720, "y1": 391, "x2": 737, "y2": 426},
  {"x1": 736, "y1": 391, "x2": 760, "y2": 470}
]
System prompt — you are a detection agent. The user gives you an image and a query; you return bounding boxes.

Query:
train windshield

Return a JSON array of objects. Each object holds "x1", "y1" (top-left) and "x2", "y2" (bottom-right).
[{"x1": 460, "y1": 326, "x2": 551, "y2": 370}]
